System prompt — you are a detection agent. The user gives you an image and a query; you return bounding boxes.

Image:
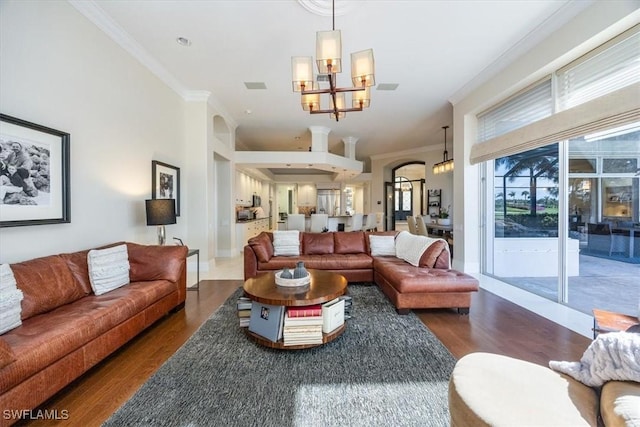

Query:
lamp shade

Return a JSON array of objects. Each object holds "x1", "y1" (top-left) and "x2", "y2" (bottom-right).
[
  {"x1": 145, "y1": 199, "x2": 176, "y2": 225},
  {"x1": 302, "y1": 82, "x2": 320, "y2": 111},
  {"x1": 352, "y1": 86, "x2": 370, "y2": 108},
  {"x1": 351, "y1": 49, "x2": 375, "y2": 87},
  {"x1": 316, "y1": 30, "x2": 342, "y2": 74},
  {"x1": 291, "y1": 56, "x2": 314, "y2": 92}
]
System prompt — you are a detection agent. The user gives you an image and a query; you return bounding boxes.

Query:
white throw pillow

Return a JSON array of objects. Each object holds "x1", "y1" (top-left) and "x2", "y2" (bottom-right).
[
  {"x1": 395, "y1": 231, "x2": 432, "y2": 267},
  {"x1": 0, "y1": 264, "x2": 23, "y2": 334},
  {"x1": 369, "y1": 235, "x2": 396, "y2": 256},
  {"x1": 87, "y1": 244, "x2": 131, "y2": 295},
  {"x1": 273, "y1": 230, "x2": 300, "y2": 256}
]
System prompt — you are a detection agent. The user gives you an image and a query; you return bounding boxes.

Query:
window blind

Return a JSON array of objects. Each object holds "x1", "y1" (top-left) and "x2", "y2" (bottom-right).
[
  {"x1": 477, "y1": 78, "x2": 553, "y2": 143},
  {"x1": 470, "y1": 83, "x2": 640, "y2": 164},
  {"x1": 472, "y1": 25, "x2": 640, "y2": 165},
  {"x1": 557, "y1": 25, "x2": 640, "y2": 110}
]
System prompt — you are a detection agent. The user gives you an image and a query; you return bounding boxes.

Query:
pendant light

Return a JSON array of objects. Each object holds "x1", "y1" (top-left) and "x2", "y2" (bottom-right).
[{"x1": 433, "y1": 126, "x2": 454, "y2": 174}]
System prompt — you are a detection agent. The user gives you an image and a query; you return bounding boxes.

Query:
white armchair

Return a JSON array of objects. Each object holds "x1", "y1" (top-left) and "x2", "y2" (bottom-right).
[
  {"x1": 364, "y1": 213, "x2": 378, "y2": 232},
  {"x1": 286, "y1": 214, "x2": 306, "y2": 232},
  {"x1": 347, "y1": 213, "x2": 364, "y2": 232},
  {"x1": 310, "y1": 214, "x2": 329, "y2": 232}
]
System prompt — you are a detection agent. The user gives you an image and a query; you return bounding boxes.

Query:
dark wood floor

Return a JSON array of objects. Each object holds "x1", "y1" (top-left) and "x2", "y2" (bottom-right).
[{"x1": 20, "y1": 280, "x2": 591, "y2": 427}]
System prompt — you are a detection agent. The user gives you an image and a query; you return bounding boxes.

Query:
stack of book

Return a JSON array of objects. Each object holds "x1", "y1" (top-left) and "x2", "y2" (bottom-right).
[
  {"x1": 237, "y1": 296, "x2": 252, "y2": 328},
  {"x1": 283, "y1": 305, "x2": 323, "y2": 346}
]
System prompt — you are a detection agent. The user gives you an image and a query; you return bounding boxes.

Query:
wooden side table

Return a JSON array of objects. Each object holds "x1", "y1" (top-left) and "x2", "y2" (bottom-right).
[{"x1": 592, "y1": 308, "x2": 638, "y2": 339}]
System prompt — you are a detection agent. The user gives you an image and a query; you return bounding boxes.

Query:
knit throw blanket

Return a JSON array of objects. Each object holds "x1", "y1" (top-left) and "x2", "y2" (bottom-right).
[{"x1": 549, "y1": 331, "x2": 640, "y2": 387}]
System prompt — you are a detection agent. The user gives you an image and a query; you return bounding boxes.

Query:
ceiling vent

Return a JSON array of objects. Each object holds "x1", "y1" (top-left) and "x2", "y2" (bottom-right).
[
  {"x1": 377, "y1": 83, "x2": 399, "y2": 91},
  {"x1": 244, "y1": 82, "x2": 267, "y2": 90}
]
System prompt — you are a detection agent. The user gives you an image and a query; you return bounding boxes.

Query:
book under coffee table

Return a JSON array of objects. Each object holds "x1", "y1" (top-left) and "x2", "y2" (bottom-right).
[{"x1": 243, "y1": 269, "x2": 348, "y2": 350}]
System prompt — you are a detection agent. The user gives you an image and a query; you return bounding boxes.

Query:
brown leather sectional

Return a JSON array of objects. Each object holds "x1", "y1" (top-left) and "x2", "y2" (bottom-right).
[
  {"x1": 244, "y1": 231, "x2": 479, "y2": 315},
  {"x1": 0, "y1": 242, "x2": 188, "y2": 427}
]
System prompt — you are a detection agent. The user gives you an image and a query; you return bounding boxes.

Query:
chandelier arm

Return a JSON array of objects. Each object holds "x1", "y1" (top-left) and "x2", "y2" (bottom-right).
[
  {"x1": 301, "y1": 86, "x2": 365, "y2": 95},
  {"x1": 328, "y1": 71, "x2": 339, "y2": 121},
  {"x1": 310, "y1": 106, "x2": 363, "y2": 114}
]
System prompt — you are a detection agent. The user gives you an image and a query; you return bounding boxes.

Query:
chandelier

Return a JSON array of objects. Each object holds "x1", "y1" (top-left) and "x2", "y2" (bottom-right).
[
  {"x1": 291, "y1": 0, "x2": 375, "y2": 122},
  {"x1": 433, "y1": 126, "x2": 454, "y2": 174}
]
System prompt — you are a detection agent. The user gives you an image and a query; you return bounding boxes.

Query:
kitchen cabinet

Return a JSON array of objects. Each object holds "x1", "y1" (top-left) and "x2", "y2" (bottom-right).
[
  {"x1": 297, "y1": 184, "x2": 316, "y2": 207},
  {"x1": 236, "y1": 218, "x2": 271, "y2": 251},
  {"x1": 235, "y1": 171, "x2": 264, "y2": 206}
]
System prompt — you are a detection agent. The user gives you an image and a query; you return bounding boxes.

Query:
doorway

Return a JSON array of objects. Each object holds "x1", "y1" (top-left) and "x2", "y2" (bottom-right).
[{"x1": 391, "y1": 162, "x2": 426, "y2": 230}]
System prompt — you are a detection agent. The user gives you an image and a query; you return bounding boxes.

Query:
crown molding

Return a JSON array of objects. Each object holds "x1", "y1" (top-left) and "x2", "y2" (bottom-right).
[
  {"x1": 68, "y1": 0, "x2": 188, "y2": 96},
  {"x1": 68, "y1": 0, "x2": 238, "y2": 130},
  {"x1": 183, "y1": 91, "x2": 211, "y2": 102}
]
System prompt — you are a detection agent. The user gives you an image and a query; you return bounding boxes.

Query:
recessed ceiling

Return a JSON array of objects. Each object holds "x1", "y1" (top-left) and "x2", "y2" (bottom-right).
[{"x1": 82, "y1": 0, "x2": 590, "y2": 172}]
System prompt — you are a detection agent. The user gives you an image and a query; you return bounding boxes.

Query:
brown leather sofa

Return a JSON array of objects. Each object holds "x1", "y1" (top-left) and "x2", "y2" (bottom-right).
[
  {"x1": 0, "y1": 242, "x2": 188, "y2": 427},
  {"x1": 244, "y1": 231, "x2": 478, "y2": 314}
]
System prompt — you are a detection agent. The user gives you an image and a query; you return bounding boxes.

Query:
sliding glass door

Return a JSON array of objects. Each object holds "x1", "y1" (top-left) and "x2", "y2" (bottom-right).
[
  {"x1": 485, "y1": 124, "x2": 640, "y2": 315},
  {"x1": 566, "y1": 124, "x2": 640, "y2": 315}
]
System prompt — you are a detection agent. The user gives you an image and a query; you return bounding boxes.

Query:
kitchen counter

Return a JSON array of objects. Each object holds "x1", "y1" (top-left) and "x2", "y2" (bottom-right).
[{"x1": 236, "y1": 216, "x2": 271, "y2": 224}]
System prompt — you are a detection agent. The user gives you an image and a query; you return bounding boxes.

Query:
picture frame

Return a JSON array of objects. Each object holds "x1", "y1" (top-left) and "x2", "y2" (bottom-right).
[
  {"x1": 151, "y1": 160, "x2": 180, "y2": 216},
  {"x1": 0, "y1": 114, "x2": 70, "y2": 227}
]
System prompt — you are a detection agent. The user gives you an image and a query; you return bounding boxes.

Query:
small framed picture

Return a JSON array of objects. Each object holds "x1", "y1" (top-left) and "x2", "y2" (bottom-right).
[
  {"x1": 151, "y1": 160, "x2": 180, "y2": 216},
  {"x1": 0, "y1": 114, "x2": 70, "y2": 227}
]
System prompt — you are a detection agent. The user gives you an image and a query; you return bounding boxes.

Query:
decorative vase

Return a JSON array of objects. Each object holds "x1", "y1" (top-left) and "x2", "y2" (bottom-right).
[
  {"x1": 280, "y1": 268, "x2": 292, "y2": 279},
  {"x1": 293, "y1": 261, "x2": 308, "y2": 279},
  {"x1": 437, "y1": 218, "x2": 451, "y2": 226}
]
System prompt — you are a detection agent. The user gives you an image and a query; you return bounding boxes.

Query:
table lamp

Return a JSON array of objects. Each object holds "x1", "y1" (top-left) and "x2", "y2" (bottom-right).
[{"x1": 145, "y1": 199, "x2": 176, "y2": 245}]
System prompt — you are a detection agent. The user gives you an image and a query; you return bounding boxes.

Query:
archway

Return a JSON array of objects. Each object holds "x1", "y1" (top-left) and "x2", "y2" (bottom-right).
[{"x1": 387, "y1": 162, "x2": 426, "y2": 230}]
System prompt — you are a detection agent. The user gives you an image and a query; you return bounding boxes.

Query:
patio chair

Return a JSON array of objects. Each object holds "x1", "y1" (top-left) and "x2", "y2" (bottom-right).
[
  {"x1": 586, "y1": 223, "x2": 627, "y2": 256},
  {"x1": 286, "y1": 214, "x2": 306, "y2": 232},
  {"x1": 406, "y1": 216, "x2": 418, "y2": 234}
]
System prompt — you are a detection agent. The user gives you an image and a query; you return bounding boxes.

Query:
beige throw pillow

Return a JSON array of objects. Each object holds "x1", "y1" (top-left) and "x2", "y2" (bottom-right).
[
  {"x1": 87, "y1": 244, "x2": 131, "y2": 295},
  {"x1": 0, "y1": 263, "x2": 24, "y2": 334}
]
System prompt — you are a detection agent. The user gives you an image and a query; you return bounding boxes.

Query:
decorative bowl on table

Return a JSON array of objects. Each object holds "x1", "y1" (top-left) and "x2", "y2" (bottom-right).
[{"x1": 275, "y1": 269, "x2": 310, "y2": 287}]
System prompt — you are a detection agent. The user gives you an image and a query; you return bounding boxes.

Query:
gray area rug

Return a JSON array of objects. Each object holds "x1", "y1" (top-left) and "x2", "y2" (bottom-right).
[{"x1": 104, "y1": 284, "x2": 455, "y2": 427}]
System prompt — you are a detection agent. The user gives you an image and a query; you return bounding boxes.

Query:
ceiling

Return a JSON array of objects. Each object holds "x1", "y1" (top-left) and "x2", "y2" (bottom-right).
[{"x1": 80, "y1": 0, "x2": 591, "y2": 174}]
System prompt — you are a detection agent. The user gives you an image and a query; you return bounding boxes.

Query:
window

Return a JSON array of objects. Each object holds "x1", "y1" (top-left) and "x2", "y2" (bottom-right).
[
  {"x1": 602, "y1": 159, "x2": 638, "y2": 174},
  {"x1": 569, "y1": 158, "x2": 596, "y2": 173}
]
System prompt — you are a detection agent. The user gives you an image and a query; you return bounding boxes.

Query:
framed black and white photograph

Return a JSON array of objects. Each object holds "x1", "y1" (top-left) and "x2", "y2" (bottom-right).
[
  {"x1": 0, "y1": 114, "x2": 70, "y2": 227},
  {"x1": 152, "y1": 160, "x2": 180, "y2": 216}
]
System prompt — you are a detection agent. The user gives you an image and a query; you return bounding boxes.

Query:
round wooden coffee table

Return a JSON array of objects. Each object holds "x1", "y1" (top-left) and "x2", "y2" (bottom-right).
[{"x1": 243, "y1": 269, "x2": 348, "y2": 350}]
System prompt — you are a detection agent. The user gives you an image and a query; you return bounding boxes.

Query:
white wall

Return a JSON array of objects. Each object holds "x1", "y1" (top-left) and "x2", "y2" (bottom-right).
[{"x1": 0, "y1": 1, "x2": 186, "y2": 263}]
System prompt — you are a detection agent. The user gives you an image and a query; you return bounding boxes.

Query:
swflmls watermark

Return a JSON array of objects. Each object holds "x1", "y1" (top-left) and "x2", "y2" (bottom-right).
[{"x1": 3, "y1": 409, "x2": 69, "y2": 421}]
